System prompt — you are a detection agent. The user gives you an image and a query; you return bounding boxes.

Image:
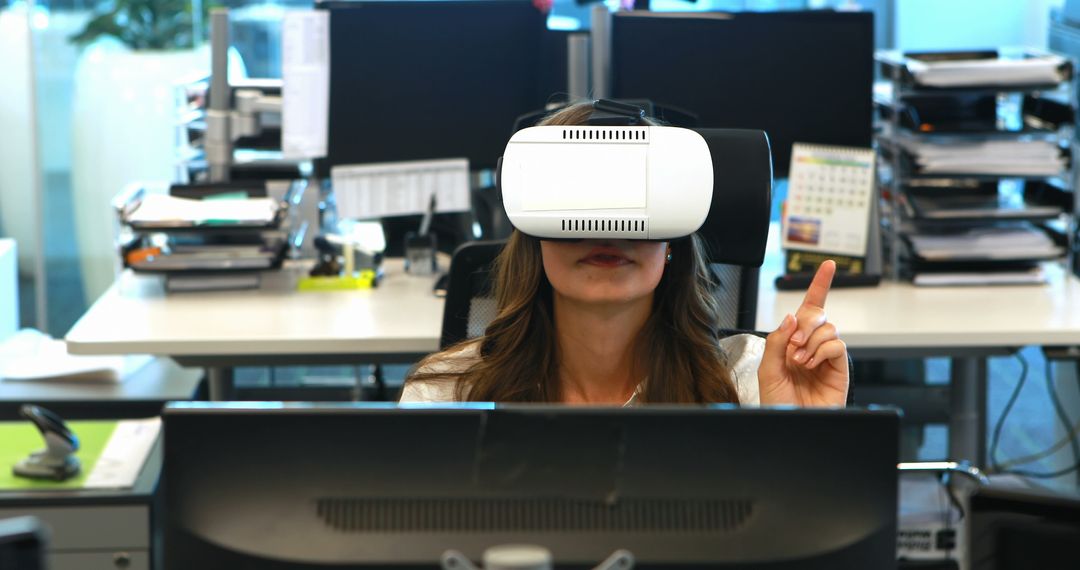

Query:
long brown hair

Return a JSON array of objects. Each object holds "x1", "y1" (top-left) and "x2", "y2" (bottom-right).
[{"x1": 407, "y1": 102, "x2": 740, "y2": 403}]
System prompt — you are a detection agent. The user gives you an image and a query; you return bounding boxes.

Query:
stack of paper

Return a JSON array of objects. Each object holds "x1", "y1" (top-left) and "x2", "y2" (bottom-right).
[
  {"x1": 0, "y1": 329, "x2": 150, "y2": 383},
  {"x1": 84, "y1": 418, "x2": 161, "y2": 489},
  {"x1": 129, "y1": 244, "x2": 280, "y2": 271},
  {"x1": 913, "y1": 266, "x2": 1046, "y2": 286},
  {"x1": 907, "y1": 223, "x2": 1063, "y2": 261},
  {"x1": 906, "y1": 53, "x2": 1067, "y2": 88},
  {"x1": 901, "y1": 138, "x2": 1066, "y2": 176},
  {"x1": 907, "y1": 191, "x2": 1062, "y2": 220},
  {"x1": 128, "y1": 194, "x2": 279, "y2": 227}
]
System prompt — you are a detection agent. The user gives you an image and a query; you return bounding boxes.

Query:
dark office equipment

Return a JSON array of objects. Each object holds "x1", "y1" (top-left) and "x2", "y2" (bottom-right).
[
  {"x1": 968, "y1": 480, "x2": 1080, "y2": 570},
  {"x1": 610, "y1": 10, "x2": 874, "y2": 177},
  {"x1": 775, "y1": 271, "x2": 882, "y2": 290},
  {"x1": 163, "y1": 403, "x2": 900, "y2": 569},
  {"x1": 0, "y1": 516, "x2": 47, "y2": 570},
  {"x1": 320, "y1": 0, "x2": 554, "y2": 173}
]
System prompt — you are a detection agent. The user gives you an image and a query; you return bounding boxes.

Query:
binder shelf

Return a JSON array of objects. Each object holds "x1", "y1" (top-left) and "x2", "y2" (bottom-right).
[
  {"x1": 114, "y1": 180, "x2": 308, "y2": 291},
  {"x1": 874, "y1": 48, "x2": 1079, "y2": 286}
]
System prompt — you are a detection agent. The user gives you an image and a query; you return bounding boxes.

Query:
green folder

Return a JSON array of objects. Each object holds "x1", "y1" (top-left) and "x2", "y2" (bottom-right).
[{"x1": 0, "y1": 420, "x2": 118, "y2": 491}]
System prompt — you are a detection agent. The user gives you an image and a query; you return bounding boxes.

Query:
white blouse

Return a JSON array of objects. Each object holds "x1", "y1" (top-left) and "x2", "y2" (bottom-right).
[{"x1": 399, "y1": 333, "x2": 765, "y2": 406}]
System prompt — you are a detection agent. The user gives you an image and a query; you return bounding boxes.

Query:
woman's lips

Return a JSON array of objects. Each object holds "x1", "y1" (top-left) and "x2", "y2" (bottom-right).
[{"x1": 579, "y1": 248, "x2": 632, "y2": 267}]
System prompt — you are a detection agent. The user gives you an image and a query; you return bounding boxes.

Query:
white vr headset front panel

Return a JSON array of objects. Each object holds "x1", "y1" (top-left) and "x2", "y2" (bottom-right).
[{"x1": 501, "y1": 126, "x2": 713, "y2": 240}]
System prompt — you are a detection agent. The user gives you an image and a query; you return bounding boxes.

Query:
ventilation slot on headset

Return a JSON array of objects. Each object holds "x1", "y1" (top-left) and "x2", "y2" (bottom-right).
[
  {"x1": 315, "y1": 497, "x2": 755, "y2": 534},
  {"x1": 563, "y1": 128, "x2": 649, "y2": 143},
  {"x1": 560, "y1": 218, "x2": 648, "y2": 236}
]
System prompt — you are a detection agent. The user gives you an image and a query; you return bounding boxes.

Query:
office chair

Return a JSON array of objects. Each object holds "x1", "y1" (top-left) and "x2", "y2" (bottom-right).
[
  {"x1": 711, "y1": 263, "x2": 759, "y2": 333},
  {"x1": 440, "y1": 240, "x2": 506, "y2": 350},
  {"x1": 470, "y1": 185, "x2": 514, "y2": 242}
]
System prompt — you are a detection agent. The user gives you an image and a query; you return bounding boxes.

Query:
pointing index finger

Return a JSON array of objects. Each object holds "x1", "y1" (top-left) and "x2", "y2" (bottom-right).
[{"x1": 801, "y1": 260, "x2": 837, "y2": 309}]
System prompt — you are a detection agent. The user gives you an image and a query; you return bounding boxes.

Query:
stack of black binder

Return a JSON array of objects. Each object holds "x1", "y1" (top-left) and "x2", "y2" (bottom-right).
[
  {"x1": 116, "y1": 180, "x2": 306, "y2": 292},
  {"x1": 875, "y1": 48, "x2": 1076, "y2": 285}
]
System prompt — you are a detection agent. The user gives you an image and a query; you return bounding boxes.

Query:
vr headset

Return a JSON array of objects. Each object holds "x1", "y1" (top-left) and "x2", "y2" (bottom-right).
[{"x1": 496, "y1": 100, "x2": 773, "y2": 267}]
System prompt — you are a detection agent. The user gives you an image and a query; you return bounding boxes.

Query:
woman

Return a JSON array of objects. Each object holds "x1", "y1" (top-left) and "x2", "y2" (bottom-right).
[{"x1": 400, "y1": 103, "x2": 848, "y2": 407}]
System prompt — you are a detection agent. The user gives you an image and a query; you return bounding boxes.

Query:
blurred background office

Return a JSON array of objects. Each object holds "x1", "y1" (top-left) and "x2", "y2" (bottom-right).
[
  {"x1": 0, "y1": 0, "x2": 1066, "y2": 338},
  {"x1": 0, "y1": 0, "x2": 1077, "y2": 486}
]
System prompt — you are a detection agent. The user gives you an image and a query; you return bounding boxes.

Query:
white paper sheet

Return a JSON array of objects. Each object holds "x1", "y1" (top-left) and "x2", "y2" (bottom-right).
[
  {"x1": 907, "y1": 54, "x2": 1067, "y2": 88},
  {"x1": 127, "y1": 194, "x2": 278, "y2": 226},
  {"x1": 84, "y1": 418, "x2": 162, "y2": 489},
  {"x1": 331, "y1": 159, "x2": 471, "y2": 219},
  {"x1": 281, "y1": 10, "x2": 329, "y2": 160},
  {"x1": 0, "y1": 329, "x2": 150, "y2": 384},
  {"x1": 900, "y1": 138, "x2": 1066, "y2": 176}
]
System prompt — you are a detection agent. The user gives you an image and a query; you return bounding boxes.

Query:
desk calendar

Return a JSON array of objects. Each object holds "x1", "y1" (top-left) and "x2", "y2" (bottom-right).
[{"x1": 782, "y1": 143, "x2": 876, "y2": 257}]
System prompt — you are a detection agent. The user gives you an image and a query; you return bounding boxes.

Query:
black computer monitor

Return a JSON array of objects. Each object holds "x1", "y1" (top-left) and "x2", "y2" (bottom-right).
[
  {"x1": 610, "y1": 10, "x2": 874, "y2": 177},
  {"x1": 0, "y1": 516, "x2": 47, "y2": 570},
  {"x1": 968, "y1": 479, "x2": 1080, "y2": 569},
  {"x1": 162, "y1": 403, "x2": 900, "y2": 568},
  {"x1": 321, "y1": 0, "x2": 556, "y2": 173}
]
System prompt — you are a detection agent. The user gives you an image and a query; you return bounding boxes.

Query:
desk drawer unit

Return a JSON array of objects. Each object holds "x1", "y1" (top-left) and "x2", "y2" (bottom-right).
[{"x1": 0, "y1": 505, "x2": 149, "y2": 570}]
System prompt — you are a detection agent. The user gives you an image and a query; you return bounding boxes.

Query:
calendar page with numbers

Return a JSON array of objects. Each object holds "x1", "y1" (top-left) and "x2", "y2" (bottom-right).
[{"x1": 782, "y1": 143, "x2": 876, "y2": 257}]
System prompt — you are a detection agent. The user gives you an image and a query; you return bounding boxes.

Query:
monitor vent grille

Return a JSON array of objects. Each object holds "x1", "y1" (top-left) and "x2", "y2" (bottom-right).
[
  {"x1": 561, "y1": 218, "x2": 647, "y2": 236},
  {"x1": 315, "y1": 497, "x2": 754, "y2": 534},
  {"x1": 561, "y1": 128, "x2": 647, "y2": 142}
]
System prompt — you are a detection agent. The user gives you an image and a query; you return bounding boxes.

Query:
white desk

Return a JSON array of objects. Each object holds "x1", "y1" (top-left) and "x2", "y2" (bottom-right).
[
  {"x1": 67, "y1": 235, "x2": 1080, "y2": 465},
  {"x1": 757, "y1": 225, "x2": 1080, "y2": 466},
  {"x1": 66, "y1": 259, "x2": 445, "y2": 399},
  {"x1": 757, "y1": 254, "x2": 1080, "y2": 350}
]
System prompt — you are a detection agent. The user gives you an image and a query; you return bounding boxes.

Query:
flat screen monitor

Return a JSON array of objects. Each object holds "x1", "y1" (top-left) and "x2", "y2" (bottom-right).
[
  {"x1": 163, "y1": 403, "x2": 900, "y2": 569},
  {"x1": 322, "y1": 0, "x2": 555, "y2": 173},
  {"x1": 610, "y1": 10, "x2": 874, "y2": 177},
  {"x1": 968, "y1": 479, "x2": 1080, "y2": 569},
  {"x1": 0, "y1": 516, "x2": 46, "y2": 570}
]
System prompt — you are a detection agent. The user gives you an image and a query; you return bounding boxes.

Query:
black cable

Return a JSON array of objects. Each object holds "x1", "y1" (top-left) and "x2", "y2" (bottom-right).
[
  {"x1": 997, "y1": 416, "x2": 1080, "y2": 470},
  {"x1": 989, "y1": 352, "x2": 1029, "y2": 472},
  {"x1": 1045, "y1": 359, "x2": 1080, "y2": 476},
  {"x1": 996, "y1": 357, "x2": 1080, "y2": 470},
  {"x1": 942, "y1": 471, "x2": 966, "y2": 521},
  {"x1": 993, "y1": 356, "x2": 1080, "y2": 481}
]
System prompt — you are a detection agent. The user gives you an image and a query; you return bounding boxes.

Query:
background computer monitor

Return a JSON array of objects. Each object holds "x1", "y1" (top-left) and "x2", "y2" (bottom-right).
[
  {"x1": 610, "y1": 10, "x2": 874, "y2": 177},
  {"x1": 321, "y1": 0, "x2": 561, "y2": 173},
  {"x1": 163, "y1": 404, "x2": 900, "y2": 569}
]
